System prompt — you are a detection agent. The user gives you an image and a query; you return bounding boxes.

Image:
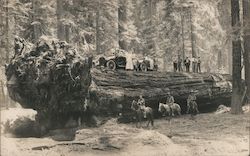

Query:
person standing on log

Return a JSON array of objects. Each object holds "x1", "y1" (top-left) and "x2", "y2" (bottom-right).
[
  {"x1": 197, "y1": 57, "x2": 201, "y2": 73},
  {"x1": 138, "y1": 95, "x2": 146, "y2": 118},
  {"x1": 187, "y1": 90, "x2": 199, "y2": 117},
  {"x1": 184, "y1": 57, "x2": 190, "y2": 72},
  {"x1": 177, "y1": 56, "x2": 183, "y2": 72},
  {"x1": 191, "y1": 57, "x2": 197, "y2": 73},
  {"x1": 173, "y1": 57, "x2": 178, "y2": 72},
  {"x1": 125, "y1": 51, "x2": 134, "y2": 71}
]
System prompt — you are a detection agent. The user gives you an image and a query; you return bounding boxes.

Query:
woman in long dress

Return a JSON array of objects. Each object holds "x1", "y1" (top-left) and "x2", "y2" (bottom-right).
[{"x1": 125, "y1": 52, "x2": 134, "y2": 70}]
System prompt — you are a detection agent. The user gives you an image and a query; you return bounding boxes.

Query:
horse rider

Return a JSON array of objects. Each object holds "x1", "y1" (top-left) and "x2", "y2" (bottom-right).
[
  {"x1": 166, "y1": 90, "x2": 175, "y2": 115},
  {"x1": 166, "y1": 90, "x2": 175, "y2": 105},
  {"x1": 187, "y1": 90, "x2": 199, "y2": 115},
  {"x1": 138, "y1": 95, "x2": 146, "y2": 118}
]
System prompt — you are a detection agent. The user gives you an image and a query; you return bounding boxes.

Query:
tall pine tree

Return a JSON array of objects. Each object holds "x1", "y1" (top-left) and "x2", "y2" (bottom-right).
[{"x1": 231, "y1": 0, "x2": 243, "y2": 114}]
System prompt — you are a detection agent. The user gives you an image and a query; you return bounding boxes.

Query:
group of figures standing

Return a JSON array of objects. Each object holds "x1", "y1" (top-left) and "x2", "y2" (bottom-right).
[
  {"x1": 131, "y1": 89, "x2": 199, "y2": 128},
  {"x1": 173, "y1": 56, "x2": 201, "y2": 73}
]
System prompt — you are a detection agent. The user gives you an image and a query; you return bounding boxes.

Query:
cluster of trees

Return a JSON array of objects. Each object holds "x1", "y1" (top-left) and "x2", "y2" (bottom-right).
[{"x1": 0, "y1": 0, "x2": 233, "y2": 72}]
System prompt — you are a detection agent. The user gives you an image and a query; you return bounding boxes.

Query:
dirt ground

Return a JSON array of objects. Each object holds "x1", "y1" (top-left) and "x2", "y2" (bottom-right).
[{"x1": 1, "y1": 107, "x2": 250, "y2": 156}]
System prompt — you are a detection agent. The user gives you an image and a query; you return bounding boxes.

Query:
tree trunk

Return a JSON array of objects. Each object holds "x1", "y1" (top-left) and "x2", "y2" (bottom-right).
[
  {"x1": 65, "y1": 24, "x2": 70, "y2": 43},
  {"x1": 95, "y1": 0, "x2": 101, "y2": 54},
  {"x1": 218, "y1": 50, "x2": 222, "y2": 69},
  {"x1": 5, "y1": 0, "x2": 9, "y2": 63},
  {"x1": 231, "y1": 0, "x2": 243, "y2": 114},
  {"x1": 57, "y1": 0, "x2": 65, "y2": 41},
  {"x1": 181, "y1": 7, "x2": 185, "y2": 60},
  {"x1": 243, "y1": 0, "x2": 250, "y2": 103},
  {"x1": 189, "y1": 8, "x2": 196, "y2": 58},
  {"x1": 32, "y1": 0, "x2": 41, "y2": 41},
  {"x1": 90, "y1": 68, "x2": 232, "y2": 115},
  {"x1": 118, "y1": 0, "x2": 128, "y2": 51}
]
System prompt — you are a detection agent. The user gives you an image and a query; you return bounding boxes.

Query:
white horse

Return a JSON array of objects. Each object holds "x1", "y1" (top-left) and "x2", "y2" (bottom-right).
[
  {"x1": 158, "y1": 103, "x2": 172, "y2": 117},
  {"x1": 168, "y1": 103, "x2": 181, "y2": 116}
]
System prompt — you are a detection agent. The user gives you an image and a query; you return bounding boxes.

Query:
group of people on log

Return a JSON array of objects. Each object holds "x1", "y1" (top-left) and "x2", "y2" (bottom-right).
[
  {"x1": 173, "y1": 55, "x2": 201, "y2": 73},
  {"x1": 131, "y1": 89, "x2": 199, "y2": 128}
]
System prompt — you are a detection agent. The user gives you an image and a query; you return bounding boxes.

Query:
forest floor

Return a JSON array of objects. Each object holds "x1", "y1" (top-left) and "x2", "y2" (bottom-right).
[{"x1": 1, "y1": 106, "x2": 250, "y2": 156}]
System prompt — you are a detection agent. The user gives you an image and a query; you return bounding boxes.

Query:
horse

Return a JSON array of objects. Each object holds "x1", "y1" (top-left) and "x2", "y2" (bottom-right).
[
  {"x1": 167, "y1": 103, "x2": 181, "y2": 116},
  {"x1": 187, "y1": 101, "x2": 199, "y2": 117},
  {"x1": 158, "y1": 103, "x2": 172, "y2": 118},
  {"x1": 131, "y1": 100, "x2": 154, "y2": 128}
]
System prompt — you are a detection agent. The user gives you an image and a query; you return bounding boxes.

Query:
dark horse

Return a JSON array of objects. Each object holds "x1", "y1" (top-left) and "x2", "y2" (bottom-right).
[{"x1": 131, "y1": 100, "x2": 154, "y2": 128}]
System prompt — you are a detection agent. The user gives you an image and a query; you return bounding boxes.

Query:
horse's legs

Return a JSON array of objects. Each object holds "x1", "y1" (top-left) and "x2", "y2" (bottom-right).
[
  {"x1": 178, "y1": 109, "x2": 181, "y2": 116},
  {"x1": 151, "y1": 116, "x2": 154, "y2": 127},
  {"x1": 195, "y1": 104, "x2": 199, "y2": 114},
  {"x1": 172, "y1": 109, "x2": 175, "y2": 117},
  {"x1": 186, "y1": 105, "x2": 190, "y2": 114},
  {"x1": 178, "y1": 111, "x2": 181, "y2": 116},
  {"x1": 146, "y1": 118, "x2": 150, "y2": 127},
  {"x1": 135, "y1": 113, "x2": 139, "y2": 128},
  {"x1": 138, "y1": 112, "x2": 142, "y2": 128}
]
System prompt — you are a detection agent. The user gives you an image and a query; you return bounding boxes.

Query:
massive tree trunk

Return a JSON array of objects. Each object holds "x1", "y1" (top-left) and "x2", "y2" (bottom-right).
[
  {"x1": 5, "y1": 0, "x2": 9, "y2": 63},
  {"x1": 243, "y1": 0, "x2": 250, "y2": 103},
  {"x1": 90, "y1": 68, "x2": 232, "y2": 115},
  {"x1": 231, "y1": 0, "x2": 243, "y2": 114}
]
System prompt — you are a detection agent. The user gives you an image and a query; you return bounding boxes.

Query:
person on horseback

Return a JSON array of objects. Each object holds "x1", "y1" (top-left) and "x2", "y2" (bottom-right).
[
  {"x1": 166, "y1": 90, "x2": 175, "y2": 116},
  {"x1": 138, "y1": 95, "x2": 146, "y2": 118},
  {"x1": 187, "y1": 90, "x2": 199, "y2": 116},
  {"x1": 166, "y1": 91, "x2": 175, "y2": 104}
]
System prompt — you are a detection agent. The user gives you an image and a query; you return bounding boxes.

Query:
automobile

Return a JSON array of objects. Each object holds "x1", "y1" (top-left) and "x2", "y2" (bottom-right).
[
  {"x1": 93, "y1": 49, "x2": 157, "y2": 71},
  {"x1": 92, "y1": 49, "x2": 126, "y2": 70}
]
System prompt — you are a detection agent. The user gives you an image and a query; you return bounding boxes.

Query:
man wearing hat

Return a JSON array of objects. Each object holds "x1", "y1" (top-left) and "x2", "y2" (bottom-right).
[
  {"x1": 186, "y1": 89, "x2": 199, "y2": 115},
  {"x1": 166, "y1": 90, "x2": 175, "y2": 105},
  {"x1": 138, "y1": 95, "x2": 146, "y2": 118}
]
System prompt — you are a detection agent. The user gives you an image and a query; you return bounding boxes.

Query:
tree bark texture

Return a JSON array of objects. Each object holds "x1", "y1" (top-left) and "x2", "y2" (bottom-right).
[
  {"x1": 118, "y1": 0, "x2": 128, "y2": 51},
  {"x1": 32, "y1": 0, "x2": 41, "y2": 41},
  {"x1": 57, "y1": 0, "x2": 65, "y2": 41},
  {"x1": 5, "y1": 41, "x2": 92, "y2": 129},
  {"x1": 90, "y1": 68, "x2": 232, "y2": 115},
  {"x1": 231, "y1": 0, "x2": 243, "y2": 114},
  {"x1": 243, "y1": 0, "x2": 250, "y2": 102},
  {"x1": 5, "y1": 0, "x2": 9, "y2": 63}
]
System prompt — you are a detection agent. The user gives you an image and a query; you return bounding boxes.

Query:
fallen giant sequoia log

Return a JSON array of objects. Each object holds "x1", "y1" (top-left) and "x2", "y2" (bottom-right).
[
  {"x1": 90, "y1": 68, "x2": 232, "y2": 116},
  {"x1": 5, "y1": 38, "x2": 232, "y2": 129}
]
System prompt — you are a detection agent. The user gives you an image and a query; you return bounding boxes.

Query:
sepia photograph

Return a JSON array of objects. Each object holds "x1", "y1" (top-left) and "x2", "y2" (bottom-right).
[{"x1": 0, "y1": 0, "x2": 250, "y2": 155}]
